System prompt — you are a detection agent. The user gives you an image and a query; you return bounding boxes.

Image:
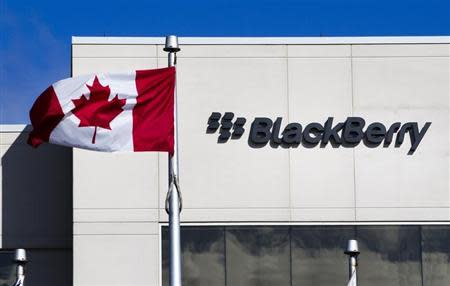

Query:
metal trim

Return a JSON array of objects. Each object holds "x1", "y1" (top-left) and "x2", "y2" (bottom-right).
[{"x1": 72, "y1": 36, "x2": 450, "y2": 45}]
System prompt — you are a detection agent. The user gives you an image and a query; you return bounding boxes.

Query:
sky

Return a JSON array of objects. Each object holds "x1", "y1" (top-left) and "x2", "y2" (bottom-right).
[{"x1": 0, "y1": 0, "x2": 449, "y2": 124}]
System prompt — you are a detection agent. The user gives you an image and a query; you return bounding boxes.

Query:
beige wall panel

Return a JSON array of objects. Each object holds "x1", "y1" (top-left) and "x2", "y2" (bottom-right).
[
  {"x1": 158, "y1": 57, "x2": 290, "y2": 209},
  {"x1": 74, "y1": 149, "x2": 159, "y2": 209},
  {"x1": 353, "y1": 110, "x2": 449, "y2": 208},
  {"x1": 288, "y1": 45, "x2": 351, "y2": 57},
  {"x1": 157, "y1": 44, "x2": 286, "y2": 58},
  {"x1": 72, "y1": 58, "x2": 157, "y2": 75},
  {"x1": 159, "y1": 208, "x2": 291, "y2": 222},
  {"x1": 74, "y1": 209, "x2": 159, "y2": 223},
  {"x1": 356, "y1": 208, "x2": 450, "y2": 221},
  {"x1": 291, "y1": 208, "x2": 355, "y2": 221},
  {"x1": 352, "y1": 44, "x2": 450, "y2": 57},
  {"x1": 74, "y1": 235, "x2": 160, "y2": 286},
  {"x1": 288, "y1": 58, "x2": 355, "y2": 208},
  {"x1": 73, "y1": 44, "x2": 157, "y2": 58},
  {"x1": 352, "y1": 57, "x2": 449, "y2": 109},
  {"x1": 288, "y1": 58, "x2": 353, "y2": 121},
  {"x1": 353, "y1": 56, "x2": 449, "y2": 210},
  {"x1": 74, "y1": 222, "x2": 159, "y2": 235},
  {"x1": 0, "y1": 132, "x2": 26, "y2": 145}
]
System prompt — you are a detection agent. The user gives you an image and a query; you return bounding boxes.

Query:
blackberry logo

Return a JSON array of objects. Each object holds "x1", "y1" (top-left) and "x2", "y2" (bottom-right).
[
  {"x1": 207, "y1": 112, "x2": 246, "y2": 142},
  {"x1": 206, "y1": 112, "x2": 431, "y2": 154}
]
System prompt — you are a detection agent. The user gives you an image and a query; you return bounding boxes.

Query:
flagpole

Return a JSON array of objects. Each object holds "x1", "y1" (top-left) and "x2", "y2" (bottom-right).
[
  {"x1": 164, "y1": 35, "x2": 182, "y2": 286},
  {"x1": 344, "y1": 239, "x2": 359, "y2": 286}
]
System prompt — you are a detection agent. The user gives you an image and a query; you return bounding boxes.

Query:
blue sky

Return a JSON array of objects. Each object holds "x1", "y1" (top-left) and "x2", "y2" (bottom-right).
[{"x1": 1, "y1": 0, "x2": 449, "y2": 124}]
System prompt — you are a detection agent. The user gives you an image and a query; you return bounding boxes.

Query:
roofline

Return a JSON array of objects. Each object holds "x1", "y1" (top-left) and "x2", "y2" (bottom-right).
[
  {"x1": 0, "y1": 125, "x2": 31, "y2": 132},
  {"x1": 72, "y1": 36, "x2": 450, "y2": 45}
]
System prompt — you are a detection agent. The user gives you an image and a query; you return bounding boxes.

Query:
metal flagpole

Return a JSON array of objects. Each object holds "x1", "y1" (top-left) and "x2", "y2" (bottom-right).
[
  {"x1": 164, "y1": 35, "x2": 182, "y2": 286},
  {"x1": 344, "y1": 239, "x2": 359, "y2": 286}
]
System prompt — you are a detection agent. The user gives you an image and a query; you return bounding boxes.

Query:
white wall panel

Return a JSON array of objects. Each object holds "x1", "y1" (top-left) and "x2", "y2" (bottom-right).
[
  {"x1": 353, "y1": 111, "x2": 449, "y2": 208},
  {"x1": 352, "y1": 44, "x2": 450, "y2": 57},
  {"x1": 352, "y1": 57, "x2": 449, "y2": 109},
  {"x1": 74, "y1": 222, "x2": 159, "y2": 235},
  {"x1": 73, "y1": 149, "x2": 159, "y2": 209},
  {"x1": 157, "y1": 44, "x2": 286, "y2": 58},
  {"x1": 73, "y1": 58, "x2": 157, "y2": 75},
  {"x1": 73, "y1": 44, "x2": 157, "y2": 58},
  {"x1": 356, "y1": 208, "x2": 450, "y2": 221},
  {"x1": 288, "y1": 58, "x2": 354, "y2": 210},
  {"x1": 158, "y1": 208, "x2": 291, "y2": 222},
  {"x1": 353, "y1": 56, "x2": 449, "y2": 210},
  {"x1": 288, "y1": 45, "x2": 351, "y2": 57},
  {"x1": 291, "y1": 208, "x2": 355, "y2": 221},
  {"x1": 161, "y1": 57, "x2": 290, "y2": 210},
  {"x1": 74, "y1": 235, "x2": 160, "y2": 286},
  {"x1": 74, "y1": 209, "x2": 159, "y2": 222}
]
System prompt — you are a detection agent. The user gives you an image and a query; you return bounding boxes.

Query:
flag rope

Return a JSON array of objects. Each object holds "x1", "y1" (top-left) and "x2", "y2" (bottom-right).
[{"x1": 165, "y1": 178, "x2": 183, "y2": 214}]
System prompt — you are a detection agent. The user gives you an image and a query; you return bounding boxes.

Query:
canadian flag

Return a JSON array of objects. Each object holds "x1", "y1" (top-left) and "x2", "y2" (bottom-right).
[{"x1": 28, "y1": 67, "x2": 175, "y2": 154}]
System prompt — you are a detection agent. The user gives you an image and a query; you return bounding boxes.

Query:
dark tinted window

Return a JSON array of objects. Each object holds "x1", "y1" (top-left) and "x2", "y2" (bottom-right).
[
  {"x1": 291, "y1": 226, "x2": 355, "y2": 286},
  {"x1": 0, "y1": 251, "x2": 15, "y2": 286},
  {"x1": 357, "y1": 226, "x2": 422, "y2": 286},
  {"x1": 162, "y1": 225, "x2": 450, "y2": 286},
  {"x1": 226, "y1": 226, "x2": 290, "y2": 286},
  {"x1": 422, "y1": 226, "x2": 450, "y2": 286},
  {"x1": 162, "y1": 226, "x2": 225, "y2": 286}
]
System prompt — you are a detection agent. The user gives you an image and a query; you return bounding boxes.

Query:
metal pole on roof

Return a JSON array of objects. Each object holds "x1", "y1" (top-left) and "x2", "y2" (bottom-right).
[
  {"x1": 344, "y1": 239, "x2": 359, "y2": 286},
  {"x1": 13, "y1": 249, "x2": 27, "y2": 286},
  {"x1": 164, "y1": 35, "x2": 182, "y2": 286}
]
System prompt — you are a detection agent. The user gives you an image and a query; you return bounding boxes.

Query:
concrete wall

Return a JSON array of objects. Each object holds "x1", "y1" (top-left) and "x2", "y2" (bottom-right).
[
  {"x1": 0, "y1": 126, "x2": 73, "y2": 285},
  {"x1": 71, "y1": 38, "x2": 449, "y2": 286}
]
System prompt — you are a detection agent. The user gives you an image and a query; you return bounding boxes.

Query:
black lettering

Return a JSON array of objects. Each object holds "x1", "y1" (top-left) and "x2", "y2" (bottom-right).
[
  {"x1": 250, "y1": 117, "x2": 273, "y2": 144},
  {"x1": 365, "y1": 123, "x2": 386, "y2": 145},
  {"x1": 384, "y1": 122, "x2": 401, "y2": 146},
  {"x1": 322, "y1": 117, "x2": 343, "y2": 145},
  {"x1": 408, "y1": 122, "x2": 431, "y2": 153},
  {"x1": 343, "y1": 117, "x2": 365, "y2": 144},
  {"x1": 282, "y1": 123, "x2": 302, "y2": 144},
  {"x1": 271, "y1": 117, "x2": 283, "y2": 144},
  {"x1": 302, "y1": 123, "x2": 324, "y2": 144},
  {"x1": 395, "y1": 123, "x2": 412, "y2": 146}
]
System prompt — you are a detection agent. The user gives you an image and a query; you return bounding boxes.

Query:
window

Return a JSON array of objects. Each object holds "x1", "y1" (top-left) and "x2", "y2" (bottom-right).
[
  {"x1": 422, "y1": 226, "x2": 450, "y2": 286},
  {"x1": 226, "y1": 226, "x2": 290, "y2": 286},
  {"x1": 357, "y1": 226, "x2": 422, "y2": 286},
  {"x1": 291, "y1": 226, "x2": 354, "y2": 285},
  {"x1": 162, "y1": 226, "x2": 225, "y2": 286},
  {"x1": 0, "y1": 251, "x2": 16, "y2": 286},
  {"x1": 162, "y1": 225, "x2": 450, "y2": 286}
]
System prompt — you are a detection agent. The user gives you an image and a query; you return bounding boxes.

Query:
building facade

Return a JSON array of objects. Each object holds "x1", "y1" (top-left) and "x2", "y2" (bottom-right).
[{"x1": 0, "y1": 36, "x2": 449, "y2": 285}]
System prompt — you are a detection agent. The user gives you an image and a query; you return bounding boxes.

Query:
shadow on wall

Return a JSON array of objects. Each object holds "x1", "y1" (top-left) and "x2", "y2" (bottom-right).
[{"x1": 1, "y1": 128, "x2": 73, "y2": 285}]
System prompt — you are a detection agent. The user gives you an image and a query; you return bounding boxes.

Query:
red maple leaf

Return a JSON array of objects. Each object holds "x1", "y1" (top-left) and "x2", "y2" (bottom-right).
[{"x1": 71, "y1": 76, "x2": 126, "y2": 144}]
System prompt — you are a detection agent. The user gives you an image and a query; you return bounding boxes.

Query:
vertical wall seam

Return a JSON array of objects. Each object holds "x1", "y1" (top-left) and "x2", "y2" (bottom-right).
[
  {"x1": 350, "y1": 45, "x2": 357, "y2": 221},
  {"x1": 285, "y1": 44, "x2": 292, "y2": 222}
]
